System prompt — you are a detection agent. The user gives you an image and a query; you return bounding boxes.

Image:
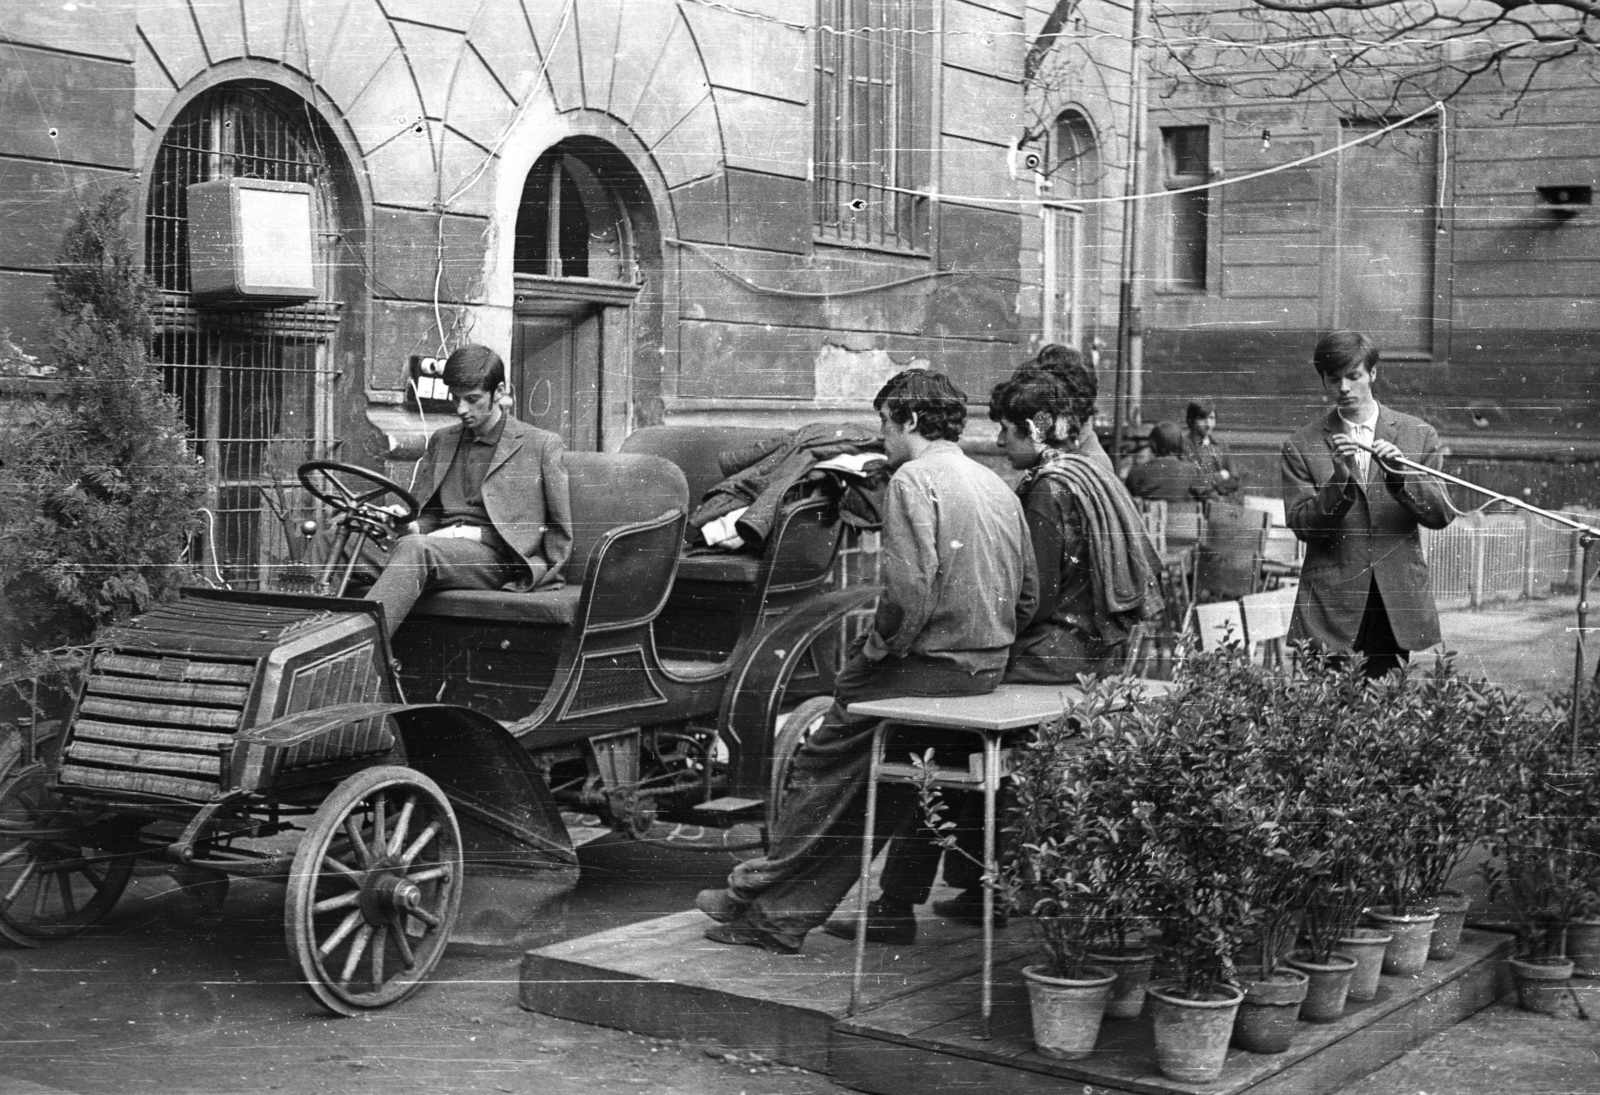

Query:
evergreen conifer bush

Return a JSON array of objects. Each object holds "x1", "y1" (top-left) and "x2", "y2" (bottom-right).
[{"x1": 0, "y1": 189, "x2": 205, "y2": 663}]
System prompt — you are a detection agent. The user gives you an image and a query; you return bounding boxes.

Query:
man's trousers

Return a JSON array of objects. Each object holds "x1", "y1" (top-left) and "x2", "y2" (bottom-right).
[{"x1": 726, "y1": 651, "x2": 1000, "y2": 940}]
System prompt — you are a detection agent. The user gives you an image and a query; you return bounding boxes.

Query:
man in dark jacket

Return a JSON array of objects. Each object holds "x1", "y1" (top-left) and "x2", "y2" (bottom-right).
[
  {"x1": 1282, "y1": 331, "x2": 1453, "y2": 676},
  {"x1": 331, "y1": 344, "x2": 572, "y2": 636},
  {"x1": 1128, "y1": 421, "x2": 1209, "y2": 502},
  {"x1": 1183, "y1": 399, "x2": 1243, "y2": 496}
]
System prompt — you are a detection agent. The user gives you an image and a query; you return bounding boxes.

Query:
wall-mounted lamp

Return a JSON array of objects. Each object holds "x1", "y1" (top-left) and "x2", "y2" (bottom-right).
[{"x1": 1536, "y1": 185, "x2": 1592, "y2": 220}]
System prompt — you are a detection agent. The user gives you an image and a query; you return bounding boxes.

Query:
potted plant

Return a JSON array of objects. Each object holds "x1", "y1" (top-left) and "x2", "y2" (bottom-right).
[
  {"x1": 1356, "y1": 663, "x2": 1522, "y2": 972},
  {"x1": 1485, "y1": 693, "x2": 1600, "y2": 1013},
  {"x1": 1117, "y1": 655, "x2": 1270, "y2": 1083},
  {"x1": 1036, "y1": 682, "x2": 1159, "y2": 1021},
  {"x1": 1274, "y1": 651, "x2": 1383, "y2": 1020},
  {"x1": 919, "y1": 683, "x2": 1136, "y2": 1060}
]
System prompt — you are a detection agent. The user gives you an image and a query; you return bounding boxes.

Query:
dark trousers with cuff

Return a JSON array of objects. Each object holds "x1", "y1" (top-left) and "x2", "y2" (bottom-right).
[{"x1": 725, "y1": 651, "x2": 1001, "y2": 940}]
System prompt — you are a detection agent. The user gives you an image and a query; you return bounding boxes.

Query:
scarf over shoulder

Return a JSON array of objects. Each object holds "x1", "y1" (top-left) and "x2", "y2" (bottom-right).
[{"x1": 1024, "y1": 451, "x2": 1168, "y2": 641}]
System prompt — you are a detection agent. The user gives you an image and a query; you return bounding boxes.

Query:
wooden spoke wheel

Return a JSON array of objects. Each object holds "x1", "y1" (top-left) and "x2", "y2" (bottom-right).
[
  {"x1": 767, "y1": 696, "x2": 834, "y2": 836},
  {"x1": 285, "y1": 766, "x2": 463, "y2": 1015},
  {"x1": 0, "y1": 762, "x2": 134, "y2": 946}
]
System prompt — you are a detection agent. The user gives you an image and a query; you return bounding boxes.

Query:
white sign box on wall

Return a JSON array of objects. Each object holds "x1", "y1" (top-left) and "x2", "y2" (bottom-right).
[{"x1": 186, "y1": 178, "x2": 319, "y2": 302}]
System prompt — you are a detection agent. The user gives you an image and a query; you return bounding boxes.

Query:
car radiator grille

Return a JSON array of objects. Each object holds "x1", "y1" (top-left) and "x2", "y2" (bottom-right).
[{"x1": 60, "y1": 652, "x2": 255, "y2": 802}]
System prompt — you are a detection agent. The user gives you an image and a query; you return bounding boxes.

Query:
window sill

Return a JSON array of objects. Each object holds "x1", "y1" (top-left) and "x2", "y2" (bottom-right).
[{"x1": 811, "y1": 235, "x2": 930, "y2": 260}]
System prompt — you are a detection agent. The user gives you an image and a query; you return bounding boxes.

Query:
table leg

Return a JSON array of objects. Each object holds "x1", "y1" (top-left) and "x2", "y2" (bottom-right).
[
  {"x1": 849, "y1": 724, "x2": 884, "y2": 1018},
  {"x1": 981, "y1": 732, "x2": 1000, "y2": 1041}
]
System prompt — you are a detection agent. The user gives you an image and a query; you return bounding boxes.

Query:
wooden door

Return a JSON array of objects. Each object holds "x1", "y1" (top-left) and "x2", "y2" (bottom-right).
[{"x1": 512, "y1": 302, "x2": 602, "y2": 450}]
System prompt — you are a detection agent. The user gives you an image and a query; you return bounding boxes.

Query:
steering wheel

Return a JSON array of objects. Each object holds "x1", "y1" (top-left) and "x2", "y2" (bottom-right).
[{"x1": 298, "y1": 460, "x2": 420, "y2": 530}]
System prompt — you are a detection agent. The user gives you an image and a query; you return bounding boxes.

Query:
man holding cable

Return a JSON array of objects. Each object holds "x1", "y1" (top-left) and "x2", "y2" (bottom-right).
[{"x1": 1281, "y1": 330, "x2": 1454, "y2": 676}]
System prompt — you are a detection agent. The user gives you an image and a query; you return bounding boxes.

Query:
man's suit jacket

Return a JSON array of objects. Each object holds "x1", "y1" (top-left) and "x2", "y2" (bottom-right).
[
  {"x1": 413, "y1": 416, "x2": 573, "y2": 590},
  {"x1": 1281, "y1": 405, "x2": 1452, "y2": 652}
]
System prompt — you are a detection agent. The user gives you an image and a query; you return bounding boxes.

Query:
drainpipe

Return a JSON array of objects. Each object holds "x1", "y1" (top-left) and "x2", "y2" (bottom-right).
[{"x1": 1111, "y1": 0, "x2": 1148, "y2": 470}]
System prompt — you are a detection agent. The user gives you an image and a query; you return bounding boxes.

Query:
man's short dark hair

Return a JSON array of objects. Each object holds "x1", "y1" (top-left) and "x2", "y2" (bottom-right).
[
  {"x1": 442, "y1": 344, "x2": 506, "y2": 392},
  {"x1": 1151, "y1": 421, "x2": 1185, "y2": 456},
  {"x1": 1034, "y1": 343, "x2": 1085, "y2": 373},
  {"x1": 1312, "y1": 330, "x2": 1380, "y2": 379},
  {"x1": 1186, "y1": 400, "x2": 1214, "y2": 426},
  {"x1": 1025, "y1": 347, "x2": 1097, "y2": 423},
  {"x1": 874, "y1": 369, "x2": 967, "y2": 441},
  {"x1": 988, "y1": 370, "x2": 1081, "y2": 445}
]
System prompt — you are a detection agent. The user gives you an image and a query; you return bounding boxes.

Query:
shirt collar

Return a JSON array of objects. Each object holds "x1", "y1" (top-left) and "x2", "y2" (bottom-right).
[
  {"x1": 1338, "y1": 405, "x2": 1380, "y2": 434},
  {"x1": 468, "y1": 412, "x2": 507, "y2": 447}
]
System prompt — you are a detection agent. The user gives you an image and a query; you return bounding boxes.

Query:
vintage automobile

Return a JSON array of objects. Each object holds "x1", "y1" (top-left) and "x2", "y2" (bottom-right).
[{"x1": 0, "y1": 426, "x2": 878, "y2": 1015}]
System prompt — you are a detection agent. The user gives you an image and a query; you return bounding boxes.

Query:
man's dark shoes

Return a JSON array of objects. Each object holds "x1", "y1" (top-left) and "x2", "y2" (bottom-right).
[
  {"x1": 821, "y1": 896, "x2": 917, "y2": 945},
  {"x1": 931, "y1": 888, "x2": 1008, "y2": 929},
  {"x1": 695, "y1": 888, "x2": 745, "y2": 924},
  {"x1": 704, "y1": 917, "x2": 803, "y2": 954}
]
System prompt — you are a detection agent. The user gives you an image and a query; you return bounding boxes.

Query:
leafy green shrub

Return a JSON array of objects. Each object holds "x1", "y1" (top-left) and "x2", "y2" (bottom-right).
[
  {"x1": 0, "y1": 189, "x2": 205, "y2": 656},
  {"x1": 1484, "y1": 682, "x2": 1600, "y2": 959},
  {"x1": 995, "y1": 678, "x2": 1161, "y2": 978},
  {"x1": 985, "y1": 643, "x2": 1551, "y2": 994}
]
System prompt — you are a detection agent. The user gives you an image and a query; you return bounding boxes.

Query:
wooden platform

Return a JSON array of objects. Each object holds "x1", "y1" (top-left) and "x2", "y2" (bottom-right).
[{"x1": 520, "y1": 913, "x2": 1514, "y2": 1094}]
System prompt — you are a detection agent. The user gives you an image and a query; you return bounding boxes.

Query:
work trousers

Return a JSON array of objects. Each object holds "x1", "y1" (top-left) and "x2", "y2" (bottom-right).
[{"x1": 727, "y1": 651, "x2": 1001, "y2": 940}]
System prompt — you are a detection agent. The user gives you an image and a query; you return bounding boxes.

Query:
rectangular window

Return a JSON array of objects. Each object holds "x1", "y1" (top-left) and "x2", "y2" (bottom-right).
[
  {"x1": 814, "y1": 0, "x2": 929, "y2": 250},
  {"x1": 1161, "y1": 125, "x2": 1210, "y2": 290},
  {"x1": 1042, "y1": 204, "x2": 1083, "y2": 347}
]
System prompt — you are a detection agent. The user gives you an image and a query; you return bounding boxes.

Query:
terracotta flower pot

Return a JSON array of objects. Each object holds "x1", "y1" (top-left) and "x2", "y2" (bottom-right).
[
  {"x1": 1085, "y1": 943, "x2": 1155, "y2": 1020},
  {"x1": 1366, "y1": 906, "x2": 1440, "y2": 976},
  {"x1": 1336, "y1": 927, "x2": 1393, "y2": 1002},
  {"x1": 1147, "y1": 981, "x2": 1245, "y2": 1083},
  {"x1": 1426, "y1": 890, "x2": 1472, "y2": 961},
  {"x1": 1231, "y1": 968, "x2": 1309, "y2": 1055},
  {"x1": 1508, "y1": 956, "x2": 1575, "y2": 1015},
  {"x1": 1567, "y1": 917, "x2": 1600, "y2": 978},
  {"x1": 1283, "y1": 951, "x2": 1358, "y2": 1023},
  {"x1": 1022, "y1": 964, "x2": 1116, "y2": 1060}
]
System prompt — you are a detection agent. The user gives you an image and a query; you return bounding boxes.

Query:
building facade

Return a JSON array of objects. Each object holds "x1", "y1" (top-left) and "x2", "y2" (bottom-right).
[
  {"x1": 2, "y1": 0, "x2": 1054, "y2": 585},
  {"x1": 1123, "y1": 18, "x2": 1600, "y2": 502}
]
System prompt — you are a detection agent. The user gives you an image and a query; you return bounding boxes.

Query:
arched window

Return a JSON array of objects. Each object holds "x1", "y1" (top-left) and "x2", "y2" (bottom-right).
[
  {"x1": 1053, "y1": 110, "x2": 1102, "y2": 203},
  {"x1": 145, "y1": 83, "x2": 354, "y2": 588},
  {"x1": 514, "y1": 148, "x2": 633, "y2": 283},
  {"x1": 1042, "y1": 110, "x2": 1103, "y2": 350}
]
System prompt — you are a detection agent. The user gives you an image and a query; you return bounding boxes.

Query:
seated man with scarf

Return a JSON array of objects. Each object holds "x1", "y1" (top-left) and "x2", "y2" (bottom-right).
[{"x1": 826, "y1": 361, "x2": 1167, "y2": 942}]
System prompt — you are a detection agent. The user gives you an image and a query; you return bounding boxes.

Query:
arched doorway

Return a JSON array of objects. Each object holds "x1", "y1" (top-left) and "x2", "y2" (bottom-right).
[
  {"x1": 144, "y1": 82, "x2": 361, "y2": 588},
  {"x1": 512, "y1": 139, "x2": 645, "y2": 450}
]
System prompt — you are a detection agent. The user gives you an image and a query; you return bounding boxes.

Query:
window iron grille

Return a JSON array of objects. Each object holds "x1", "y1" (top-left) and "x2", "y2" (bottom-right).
[
  {"x1": 145, "y1": 86, "x2": 345, "y2": 590},
  {"x1": 813, "y1": 0, "x2": 929, "y2": 250}
]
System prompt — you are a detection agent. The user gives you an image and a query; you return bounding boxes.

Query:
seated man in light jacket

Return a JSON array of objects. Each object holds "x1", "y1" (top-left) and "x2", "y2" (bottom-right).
[{"x1": 692, "y1": 368, "x2": 1038, "y2": 954}]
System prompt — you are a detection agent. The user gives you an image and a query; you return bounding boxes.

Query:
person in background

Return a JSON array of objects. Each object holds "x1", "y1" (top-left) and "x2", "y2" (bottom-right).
[
  {"x1": 830, "y1": 361, "x2": 1165, "y2": 938},
  {"x1": 1127, "y1": 421, "x2": 1210, "y2": 503},
  {"x1": 1282, "y1": 330, "x2": 1453, "y2": 677},
  {"x1": 693, "y1": 369, "x2": 1037, "y2": 953},
  {"x1": 1183, "y1": 399, "x2": 1243, "y2": 496}
]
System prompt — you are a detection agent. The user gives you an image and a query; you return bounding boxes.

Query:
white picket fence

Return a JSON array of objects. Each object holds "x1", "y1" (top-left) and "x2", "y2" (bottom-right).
[{"x1": 1423, "y1": 507, "x2": 1598, "y2": 608}]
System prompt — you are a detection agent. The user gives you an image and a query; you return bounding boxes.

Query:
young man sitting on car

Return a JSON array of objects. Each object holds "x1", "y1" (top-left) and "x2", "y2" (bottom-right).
[{"x1": 328, "y1": 344, "x2": 572, "y2": 637}]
